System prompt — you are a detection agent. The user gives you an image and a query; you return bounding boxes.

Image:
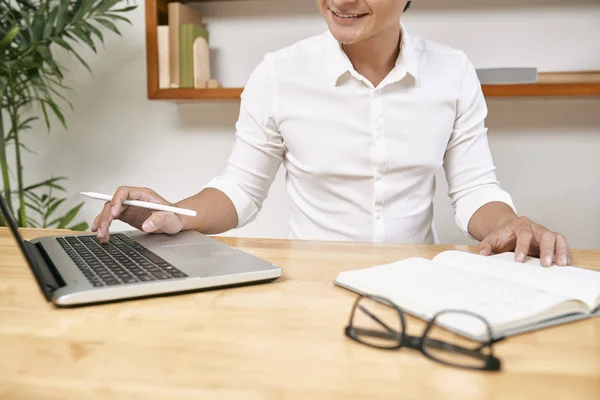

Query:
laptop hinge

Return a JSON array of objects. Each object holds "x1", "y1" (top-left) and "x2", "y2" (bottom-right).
[{"x1": 23, "y1": 241, "x2": 65, "y2": 300}]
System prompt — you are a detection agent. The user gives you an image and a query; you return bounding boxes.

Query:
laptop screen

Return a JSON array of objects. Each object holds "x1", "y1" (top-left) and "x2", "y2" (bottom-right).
[{"x1": 0, "y1": 194, "x2": 40, "y2": 270}]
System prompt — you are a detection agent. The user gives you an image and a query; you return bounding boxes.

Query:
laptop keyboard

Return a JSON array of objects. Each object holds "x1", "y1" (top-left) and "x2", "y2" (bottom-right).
[{"x1": 56, "y1": 233, "x2": 188, "y2": 287}]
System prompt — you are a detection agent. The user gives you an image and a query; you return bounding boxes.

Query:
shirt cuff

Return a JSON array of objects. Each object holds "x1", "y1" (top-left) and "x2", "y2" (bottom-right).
[
  {"x1": 203, "y1": 177, "x2": 260, "y2": 229},
  {"x1": 454, "y1": 185, "x2": 517, "y2": 240}
]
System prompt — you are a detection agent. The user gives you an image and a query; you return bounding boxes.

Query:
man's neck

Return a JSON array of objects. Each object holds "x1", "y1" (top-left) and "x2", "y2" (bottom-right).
[{"x1": 341, "y1": 23, "x2": 402, "y2": 88}]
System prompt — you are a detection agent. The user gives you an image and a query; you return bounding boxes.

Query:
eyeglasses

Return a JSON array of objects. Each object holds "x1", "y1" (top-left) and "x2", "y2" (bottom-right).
[{"x1": 344, "y1": 294, "x2": 503, "y2": 371}]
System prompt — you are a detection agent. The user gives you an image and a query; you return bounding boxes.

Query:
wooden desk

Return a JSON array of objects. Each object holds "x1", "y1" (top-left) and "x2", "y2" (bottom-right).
[{"x1": 1, "y1": 228, "x2": 599, "y2": 399}]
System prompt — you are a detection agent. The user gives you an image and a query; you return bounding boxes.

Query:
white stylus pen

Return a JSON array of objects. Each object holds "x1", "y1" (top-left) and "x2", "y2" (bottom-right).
[{"x1": 80, "y1": 192, "x2": 197, "y2": 217}]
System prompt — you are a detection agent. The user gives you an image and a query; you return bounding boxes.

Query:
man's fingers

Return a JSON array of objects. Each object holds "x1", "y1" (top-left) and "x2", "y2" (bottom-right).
[
  {"x1": 477, "y1": 227, "x2": 517, "y2": 256},
  {"x1": 539, "y1": 231, "x2": 556, "y2": 267},
  {"x1": 141, "y1": 212, "x2": 182, "y2": 235},
  {"x1": 477, "y1": 240, "x2": 493, "y2": 256},
  {"x1": 91, "y1": 213, "x2": 100, "y2": 232},
  {"x1": 476, "y1": 216, "x2": 571, "y2": 268},
  {"x1": 96, "y1": 202, "x2": 114, "y2": 243},
  {"x1": 110, "y1": 186, "x2": 134, "y2": 217},
  {"x1": 111, "y1": 186, "x2": 167, "y2": 217},
  {"x1": 554, "y1": 233, "x2": 570, "y2": 266},
  {"x1": 513, "y1": 228, "x2": 532, "y2": 263},
  {"x1": 91, "y1": 186, "x2": 175, "y2": 240}
]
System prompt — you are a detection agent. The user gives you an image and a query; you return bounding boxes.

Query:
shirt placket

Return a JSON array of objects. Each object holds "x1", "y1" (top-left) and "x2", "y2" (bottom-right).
[{"x1": 372, "y1": 89, "x2": 386, "y2": 242}]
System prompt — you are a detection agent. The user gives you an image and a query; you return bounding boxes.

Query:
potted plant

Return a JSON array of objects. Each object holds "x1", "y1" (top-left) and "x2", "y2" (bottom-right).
[{"x1": 0, "y1": 0, "x2": 136, "y2": 229}]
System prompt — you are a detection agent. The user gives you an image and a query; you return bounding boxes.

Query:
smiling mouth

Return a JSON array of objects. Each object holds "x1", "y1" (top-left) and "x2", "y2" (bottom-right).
[{"x1": 330, "y1": 9, "x2": 368, "y2": 19}]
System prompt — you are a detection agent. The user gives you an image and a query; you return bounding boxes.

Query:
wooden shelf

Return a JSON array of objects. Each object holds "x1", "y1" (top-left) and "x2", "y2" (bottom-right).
[
  {"x1": 482, "y1": 71, "x2": 600, "y2": 97},
  {"x1": 148, "y1": 72, "x2": 600, "y2": 101},
  {"x1": 151, "y1": 88, "x2": 243, "y2": 100},
  {"x1": 145, "y1": 0, "x2": 600, "y2": 101}
]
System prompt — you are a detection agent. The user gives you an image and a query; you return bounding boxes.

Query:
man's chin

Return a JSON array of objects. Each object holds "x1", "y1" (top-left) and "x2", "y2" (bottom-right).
[{"x1": 329, "y1": 27, "x2": 363, "y2": 45}]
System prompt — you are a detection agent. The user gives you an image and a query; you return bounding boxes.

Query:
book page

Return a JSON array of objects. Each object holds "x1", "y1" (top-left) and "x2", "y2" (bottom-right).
[
  {"x1": 335, "y1": 258, "x2": 573, "y2": 339},
  {"x1": 433, "y1": 251, "x2": 600, "y2": 310}
]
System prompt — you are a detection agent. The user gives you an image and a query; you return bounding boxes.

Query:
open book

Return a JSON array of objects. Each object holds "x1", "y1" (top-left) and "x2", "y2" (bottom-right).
[{"x1": 334, "y1": 250, "x2": 600, "y2": 341}]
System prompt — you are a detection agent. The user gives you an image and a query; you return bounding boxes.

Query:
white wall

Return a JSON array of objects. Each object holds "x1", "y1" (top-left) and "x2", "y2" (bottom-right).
[{"x1": 20, "y1": 0, "x2": 600, "y2": 249}]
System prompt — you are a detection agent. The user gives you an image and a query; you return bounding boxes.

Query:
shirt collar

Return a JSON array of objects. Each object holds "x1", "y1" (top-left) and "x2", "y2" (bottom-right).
[
  {"x1": 394, "y1": 24, "x2": 420, "y2": 86},
  {"x1": 323, "y1": 23, "x2": 420, "y2": 88},
  {"x1": 323, "y1": 30, "x2": 354, "y2": 86}
]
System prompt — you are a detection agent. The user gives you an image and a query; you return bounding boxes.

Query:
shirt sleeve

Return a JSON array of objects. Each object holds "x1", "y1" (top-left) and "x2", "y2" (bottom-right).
[
  {"x1": 443, "y1": 52, "x2": 517, "y2": 239},
  {"x1": 203, "y1": 56, "x2": 284, "y2": 228}
]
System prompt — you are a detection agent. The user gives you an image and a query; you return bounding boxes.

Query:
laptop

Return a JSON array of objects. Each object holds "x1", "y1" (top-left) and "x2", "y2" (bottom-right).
[{"x1": 0, "y1": 194, "x2": 282, "y2": 307}]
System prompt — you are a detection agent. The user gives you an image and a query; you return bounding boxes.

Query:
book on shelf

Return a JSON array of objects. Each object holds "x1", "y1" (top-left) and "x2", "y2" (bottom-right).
[
  {"x1": 179, "y1": 23, "x2": 209, "y2": 88},
  {"x1": 193, "y1": 35, "x2": 211, "y2": 88},
  {"x1": 167, "y1": 2, "x2": 205, "y2": 88},
  {"x1": 475, "y1": 67, "x2": 538, "y2": 84},
  {"x1": 158, "y1": 2, "x2": 220, "y2": 91},
  {"x1": 334, "y1": 250, "x2": 600, "y2": 341},
  {"x1": 157, "y1": 25, "x2": 169, "y2": 89}
]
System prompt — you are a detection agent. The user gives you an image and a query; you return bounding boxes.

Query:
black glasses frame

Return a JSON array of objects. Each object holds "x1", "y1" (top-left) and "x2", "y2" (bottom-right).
[{"x1": 344, "y1": 294, "x2": 504, "y2": 372}]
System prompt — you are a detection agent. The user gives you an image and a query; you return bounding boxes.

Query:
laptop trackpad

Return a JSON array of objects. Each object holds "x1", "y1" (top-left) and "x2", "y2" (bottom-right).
[{"x1": 161, "y1": 242, "x2": 229, "y2": 260}]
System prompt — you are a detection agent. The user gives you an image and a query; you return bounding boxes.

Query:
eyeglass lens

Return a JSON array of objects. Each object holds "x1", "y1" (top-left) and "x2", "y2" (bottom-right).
[
  {"x1": 422, "y1": 311, "x2": 493, "y2": 369},
  {"x1": 352, "y1": 296, "x2": 403, "y2": 348}
]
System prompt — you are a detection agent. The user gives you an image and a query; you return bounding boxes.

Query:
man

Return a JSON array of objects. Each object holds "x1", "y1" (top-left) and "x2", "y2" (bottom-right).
[{"x1": 92, "y1": 0, "x2": 570, "y2": 266}]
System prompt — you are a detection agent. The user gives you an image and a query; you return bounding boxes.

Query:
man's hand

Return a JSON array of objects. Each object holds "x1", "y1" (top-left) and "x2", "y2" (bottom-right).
[
  {"x1": 91, "y1": 186, "x2": 185, "y2": 243},
  {"x1": 477, "y1": 216, "x2": 570, "y2": 267}
]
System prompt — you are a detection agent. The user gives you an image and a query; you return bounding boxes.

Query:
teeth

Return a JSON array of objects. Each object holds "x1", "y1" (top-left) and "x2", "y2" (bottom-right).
[{"x1": 333, "y1": 11, "x2": 363, "y2": 18}]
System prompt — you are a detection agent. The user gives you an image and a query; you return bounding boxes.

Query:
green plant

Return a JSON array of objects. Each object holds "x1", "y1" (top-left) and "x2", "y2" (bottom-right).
[{"x1": 0, "y1": 0, "x2": 136, "y2": 229}]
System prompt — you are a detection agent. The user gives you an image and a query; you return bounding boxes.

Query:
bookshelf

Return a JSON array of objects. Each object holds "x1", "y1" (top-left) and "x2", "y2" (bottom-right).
[
  {"x1": 145, "y1": 0, "x2": 600, "y2": 101},
  {"x1": 482, "y1": 71, "x2": 600, "y2": 97}
]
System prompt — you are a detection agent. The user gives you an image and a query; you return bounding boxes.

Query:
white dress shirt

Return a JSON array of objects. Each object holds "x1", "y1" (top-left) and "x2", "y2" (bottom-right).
[{"x1": 205, "y1": 25, "x2": 516, "y2": 244}]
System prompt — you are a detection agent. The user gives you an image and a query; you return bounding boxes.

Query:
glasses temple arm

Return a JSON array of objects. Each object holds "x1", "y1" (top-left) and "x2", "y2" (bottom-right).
[
  {"x1": 351, "y1": 328, "x2": 494, "y2": 362},
  {"x1": 474, "y1": 336, "x2": 505, "y2": 352},
  {"x1": 420, "y1": 336, "x2": 494, "y2": 361},
  {"x1": 357, "y1": 305, "x2": 398, "y2": 334},
  {"x1": 350, "y1": 326, "x2": 401, "y2": 340}
]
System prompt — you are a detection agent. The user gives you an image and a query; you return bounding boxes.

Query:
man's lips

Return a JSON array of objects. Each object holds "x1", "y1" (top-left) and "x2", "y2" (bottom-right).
[{"x1": 330, "y1": 9, "x2": 368, "y2": 20}]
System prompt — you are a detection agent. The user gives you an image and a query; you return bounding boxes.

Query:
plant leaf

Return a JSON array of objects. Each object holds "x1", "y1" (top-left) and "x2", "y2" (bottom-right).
[
  {"x1": 47, "y1": 83, "x2": 74, "y2": 111},
  {"x1": 30, "y1": 6, "x2": 47, "y2": 41},
  {"x1": 25, "y1": 201, "x2": 44, "y2": 215},
  {"x1": 40, "y1": 99, "x2": 67, "y2": 129},
  {"x1": 44, "y1": 197, "x2": 66, "y2": 219},
  {"x1": 56, "y1": 201, "x2": 85, "y2": 229},
  {"x1": 92, "y1": 0, "x2": 122, "y2": 14},
  {"x1": 44, "y1": 7, "x2": 58, "y2": 39},
  {"x1": 18, "y1": 142, "x2": 38, "y2": 156},
  {"x1": 24, "y1": 191, "x2": 42, "y2": 204},
  {"x1": 102, "y1": 13, "x2": 133, "y2": 26},
  {"x1": 54, "y1": 0, "x2": 70, "y2": 32},
  {"x1": 22, "y1": 177, "x2": 67, "y2": 192},
  {"x1": 53, "y1": 36, "x2": 91, "y2": 73},
  {"x1": 0, "y1": 26, "x2": 20, "y2": 57},
  {"x1": 83, "y1": 20, "x2": 104, "y2": 43},
  {"x1": 0, "y1": 76, "x2": 8, "y2": 100},
  {"x1": 94, "y1": 18, "x2": 121, "y2": 35},
  {"x1": 71, "y1": 0, "x2": 90, "y2": 22},
  {"x1": 109, "y1": 6, "x2": 138, "y2": 13},
  {"x1": 39, "y1": 101, "x2": 51, "y2": 130},
  {"x1": 68, "y1": 221, "x2": 89, "y2": 231},
  {"x1": 17, "y1": 116, "x2": 38, "y2": 130},
  {"x1": 26, "y1": 217, "x2": 40, "y2": 228},
  {"x1": 70, "y1": 27, "x2": 97, "y2": 53}
]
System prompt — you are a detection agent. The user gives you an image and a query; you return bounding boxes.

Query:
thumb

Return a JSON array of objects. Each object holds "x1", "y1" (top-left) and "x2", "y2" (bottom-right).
[
  {"x1": 141, "y1": 212, "x2": 182, "y2": 234},
  {"x1": 477, "y1": 239, "x2": 494, "y2": 256}
]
